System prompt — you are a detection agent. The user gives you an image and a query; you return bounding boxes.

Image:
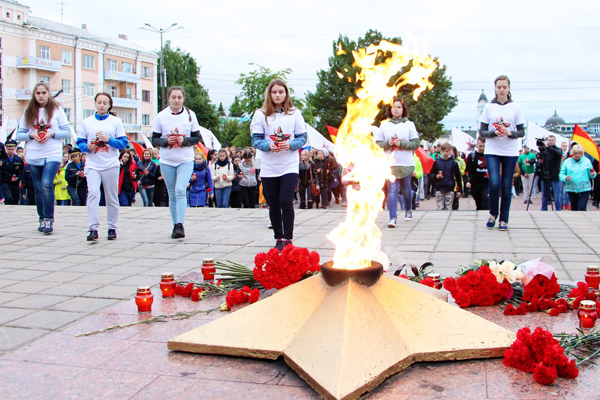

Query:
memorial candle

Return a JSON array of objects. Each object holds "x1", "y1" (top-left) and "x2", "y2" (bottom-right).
[
  {"x1": 578, "y1": 300, "x2": 598, "y2": 329},
  {"x1": 585, "y1": 266, "x2": 600, "y2": 290},
  {"x1": 135, "y1": 287, "x2": 154, "y2": 313},
  {"x1": 160, "y1": 273, "x2": 176, "y2": 298}
]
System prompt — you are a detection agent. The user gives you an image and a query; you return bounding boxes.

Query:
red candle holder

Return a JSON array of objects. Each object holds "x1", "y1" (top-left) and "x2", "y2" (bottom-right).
[
  {"x1": 202, "y1": 258, "x2": 216, "y2": 282},
  {"x1": 578, "y1": 300, "x2": 598, "y2": 329},
  {"x1": 585, "y1": 266, "x2": 600, "y2": 290},
  {"x1": 135, "y1": 286, "x2": 154, "y2": 313},
  {"x1": 429, "y1": 273, "x2": 442, "y2": 290},
  {"x1": 160, "y1": 272, "x2": 176, "y2": 298}
]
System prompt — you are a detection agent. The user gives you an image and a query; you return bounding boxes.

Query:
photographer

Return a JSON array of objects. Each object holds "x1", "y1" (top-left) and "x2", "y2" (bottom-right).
[
  {"x1": 518, "y1": 145, "x2": 536, "y2": 204},
  {"x1": 537, "y1": 135, "x2": 562, "y2": 211}
]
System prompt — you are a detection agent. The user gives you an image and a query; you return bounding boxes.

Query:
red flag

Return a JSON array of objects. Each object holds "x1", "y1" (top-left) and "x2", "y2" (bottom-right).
[
  {"x1": 126, "y1": 133, "x2": 145, "y2": 159},
  {"x1": 196, "y1": 142, "x2": 209, "y2": 157},
  {"x1": 572, "y1": 124, "x2": 600, "y2": 162},
  {"x1": 326, "y1": 125, "x2": 338, "y2": 144},
  {"x1": 415, "y1": 147, "x2": 434, "y2": 174}
]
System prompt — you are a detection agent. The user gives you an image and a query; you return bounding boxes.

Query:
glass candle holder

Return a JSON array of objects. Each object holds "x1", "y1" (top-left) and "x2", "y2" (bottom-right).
[
  {"x1": 160, "y1": 272, "x2": 176, "y2": 298},
  {"x1": 135, "y1": 286, "x2": 154, "y2": 313},
  {"x1": 585, "y1": 266, "x2": 600, "y2": 290},
  {"x1": 202, "y1": 258, "x2": 216, "y2": 282},
  {"x1": 429, "y1": 273, "x2": 442, "y2": 290},
  {"x1": 578, "y1": 300, "x2": 598, "y2": 329}
]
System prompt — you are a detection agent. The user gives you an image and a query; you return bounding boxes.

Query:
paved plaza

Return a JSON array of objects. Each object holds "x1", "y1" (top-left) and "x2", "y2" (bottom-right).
[{"x1": 1, "y1": 203, "x2": 600, "y2": 398}]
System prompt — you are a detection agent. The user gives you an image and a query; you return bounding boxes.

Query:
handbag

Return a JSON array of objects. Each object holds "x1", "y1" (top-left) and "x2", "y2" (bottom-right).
[{"x1": 309, "y1": 163, "x2": 320, "y2": 197}]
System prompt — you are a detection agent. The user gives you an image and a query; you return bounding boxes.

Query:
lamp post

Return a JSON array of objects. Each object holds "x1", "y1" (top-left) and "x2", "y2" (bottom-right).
[{"x1": 139, "y1": 23, "x2": 183, "y2": 110}]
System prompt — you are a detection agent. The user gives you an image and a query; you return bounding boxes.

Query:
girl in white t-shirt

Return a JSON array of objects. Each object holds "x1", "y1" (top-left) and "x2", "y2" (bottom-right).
[
  {"x1": 251, "y1": 79, "x2": 307, "y2": 251},
  {"x1": 76, "y1": 92, "x2": 128, "y2": 241},
  {"x1": 152, "y1": 86, "x2": 202, "y2": 239},
  {"x1": 478, "y1": 75, "x2": 525, "y2": 231},
  {"x1": 375, "y1": 97, "x2": 420, "y2": 227},
  {"x1": 16, "y1": 82, "x2": 72, "y2": 234}
]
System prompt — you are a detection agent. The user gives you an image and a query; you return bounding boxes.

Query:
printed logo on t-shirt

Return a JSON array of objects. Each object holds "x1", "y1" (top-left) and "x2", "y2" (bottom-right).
[
  {"x1": 91, "y1": 135, "x2": 109, "y2": 154},
  {"x1": 269, "y1": 126, "x2": 291, "y2": 146},
  {"x1": 492, "y1": 117, "x2": 511, "y2": 131},
  {"x1": 34, "y1": 120, "x2": 51, "y2": 140},
  {"x1": 167, "y1": 127, "x2": 184, "y2": 149}
]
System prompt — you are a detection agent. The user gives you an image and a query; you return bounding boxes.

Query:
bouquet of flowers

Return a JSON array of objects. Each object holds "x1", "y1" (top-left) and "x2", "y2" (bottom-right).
[
  {"x1": 253, "y1": 245, "x2": 321, "y2": 290},
  {"x1": 444, "y1": 265, "x2": 512, "y2": 308}
]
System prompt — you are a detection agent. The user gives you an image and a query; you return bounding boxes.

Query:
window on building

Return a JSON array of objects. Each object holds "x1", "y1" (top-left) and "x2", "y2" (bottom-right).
[
  {"x1": 122, "y1": 62, "x2": 132, "y2": 73},
  {"x1": 6, "y1": 12, "x2": 11, "y2": 19},
  {"x1": 16, "y1": 14, "x2": 20, "y2": 21},
  {"x1": 126, "y1": 88, "x2": 132, "y2": 99},
  {"x1": 83, "y1": 82, "x2": 95, "y2": 96},
  {"x1": 62, "y1": 50, "x2": 72, "y2": 66},
  {"x1": 122, "y1": 113, "x2": 132, "y2": 124},
  {"x1": 39, "y1": 76, "x2": 50, "y2": 83},
  {"x1": 84, "y1": 109, "x2": 94, "y2": 118},
  {"x1": 142, "y1": 90, "x2": 151, "y2": 102},
  {"x1": 142, "y1": 66, "x2": 151, "y2": 79},
  {"x1": 61, "y1": 79, "x2": 71, "y2": 95},
  {"x1": 83, "y1": 54, "x2": 95, "y2": 70},
  {"x1": 107, "y1": 86, "x2": 118, "y2": 98},
  {"x1": 107, "y1": 59, "x2": 117, "y2": 71},
  {"x1": 142, "y1": 114, "x2": 150, "y2": 125},
  {"x1": 39, "y1": 45, "x2": 50, "y2": 59},
  {"x1": 63, "y1": 108, "x2": 71, "y2": 122}
]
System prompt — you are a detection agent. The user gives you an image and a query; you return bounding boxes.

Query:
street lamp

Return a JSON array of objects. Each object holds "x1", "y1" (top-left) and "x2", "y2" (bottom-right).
[{"x1": 139, "y1": 23, "x2": 184, "y2": 110}]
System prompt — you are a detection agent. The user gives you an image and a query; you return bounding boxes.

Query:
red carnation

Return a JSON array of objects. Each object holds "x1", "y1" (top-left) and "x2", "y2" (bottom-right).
[
  {"x1": 191, "y1": 288, "x2": 202, "y2": 302},
  {"x1": 533, "y1": 362, "x2": 558, "y2": 385},
  {"x1": 548, "y1": 308, "x2": 559, "y2": 316},
  {"x1": 248, "y1": 288, "x2": 260, "y2": 304},
  {"x1": 504, "y1": 304, "x2": 517, "y2": 315},
  {"x1": 419, "y1": 277, "x2": 435, "y2": 287},
  {"x1": 557, "y1": 304, "x2": 568, "y2": 313}
]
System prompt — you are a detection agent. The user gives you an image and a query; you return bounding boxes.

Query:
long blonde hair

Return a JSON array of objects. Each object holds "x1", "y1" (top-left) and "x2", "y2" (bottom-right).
[
  {"x1": 300, "y1": 149, "x2": 311, "y2": 167},
  {"x1": 260, "y1": 79, "x2": 295, "y2": 124}
]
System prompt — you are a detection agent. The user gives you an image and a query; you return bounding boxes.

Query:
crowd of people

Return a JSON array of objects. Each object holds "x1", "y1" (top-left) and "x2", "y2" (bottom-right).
[{"x1": 1, "y1": 76, "x2": 599, "y2": 244}]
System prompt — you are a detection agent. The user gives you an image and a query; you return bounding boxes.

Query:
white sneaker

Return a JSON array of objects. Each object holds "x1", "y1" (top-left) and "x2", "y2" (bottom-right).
[{"x1": 387, "y1": 218, "x2": 397, "y2": 228}]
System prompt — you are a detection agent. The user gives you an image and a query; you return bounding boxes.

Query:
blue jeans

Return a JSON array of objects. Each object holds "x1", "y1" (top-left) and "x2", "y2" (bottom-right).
[
  {"x1": 542, "y1": 180, "x2": 562, "y2": 211},
  {"x1": 262, "y1": 173, "x2": 298, "y2": 240},
  {"x1": 139, "y1": 186, "x2": 155, "y2": 207},
  {"x1": 387, "y1": 175, "x2": 412, "y2": 220},
  {"x1": 29, "y1": 162, "x2": 60, "y2": 221},
  {"x1": 568, "y1": 191, "x2": 590, "y2": 211},
  {"x1": 118, "y1": 190, "x2": 135, "y2": 206},
  {"x1": 485, "y1": 155, "x2": 518, "y2": 223},
  {"x1": 161, "y1": 161, "x2": 194, "y2": 225},
  {"x1": 215, "y1": 186, "x2": 232, "y2": 208}
]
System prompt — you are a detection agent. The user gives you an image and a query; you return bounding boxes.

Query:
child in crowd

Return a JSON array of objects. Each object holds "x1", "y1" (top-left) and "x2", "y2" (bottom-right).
[
  {"x1": 239, "y1": 150, "x2": 258, "y2": 209},
  {"x1": 118, "y1": 150, "x2": 140, "y2": 207},
  {"x1": 54, "y1": 161, "x2": 70, "y2": 205},
  {"x1": 65, "y1": 148, "x2": 87, "y2": 206},
  {"x1": 230, "y1": 154, "x2": 243, "y2": 208},
  {"x1": 188, "y1": 152, "x2": 213, "y2": 207},
  {"x1": 431, "y1": 142, "x2": 462, "y2": 210}
]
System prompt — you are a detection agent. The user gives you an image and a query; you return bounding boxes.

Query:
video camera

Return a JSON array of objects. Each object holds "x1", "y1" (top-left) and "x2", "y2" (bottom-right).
[{"x1": 536, "y1": 138, "x2": 546, "y2": 149}]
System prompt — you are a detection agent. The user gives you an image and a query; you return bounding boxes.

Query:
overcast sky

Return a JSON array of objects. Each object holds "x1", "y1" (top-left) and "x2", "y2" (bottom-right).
[{"x1": 24, "y1": 0, "x2": 600, "y2": 131}]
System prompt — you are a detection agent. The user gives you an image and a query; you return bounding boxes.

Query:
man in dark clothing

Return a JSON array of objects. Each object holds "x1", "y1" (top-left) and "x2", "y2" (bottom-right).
[
  {"x1": 538, "y1": 135, "x2": 562, "y2": 211},
  {"x1": 466, "y1": 137, "x2": 489, "y2": 210},
  {"x1": 19, "y1": 153, "x2": 36, "y2": 205},
  {"x1": 0, "y1": 140, "x2": 24, "y2": 205},
  {"x1": 65, "y1": 148, "x2": 87, "y2": 206}
]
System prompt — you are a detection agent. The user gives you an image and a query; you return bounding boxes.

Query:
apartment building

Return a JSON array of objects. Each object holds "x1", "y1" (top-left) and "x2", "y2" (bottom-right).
[{"x1": 0, "y1": 0, "x2": 158, "y2": 141}]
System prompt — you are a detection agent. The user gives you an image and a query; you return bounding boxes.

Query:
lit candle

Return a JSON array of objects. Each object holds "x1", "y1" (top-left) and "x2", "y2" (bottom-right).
[
  {"x1": 585, "y1": 266, "x2": 600, "y2": 290},
  {"x1": 160, "y1": 272, "x2": 176, "y2": 298},
  {"x1": 578, "y1": 300, "x2": 598, "y2": 329},
  {"x1": 135, "y1": 286, "x2": 154, "y2": 313},
  {"x1": 202, "y1": 258, "x2": 216, "y2": 282},
  {"x1": 429, "y1": 273, "x2": 442, "y2": 290}
]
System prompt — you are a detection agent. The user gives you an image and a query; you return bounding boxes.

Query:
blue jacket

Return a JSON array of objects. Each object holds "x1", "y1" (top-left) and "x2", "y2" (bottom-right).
[
  {"x1": 430, "y1": 155, "x2": 462, "y2": 193},
  {"x1": 189, "y1": 161, "x2": 213, "y2": 207},
  {"x1": 560, "y1": 157, "x2": 597, "y2": 193}
]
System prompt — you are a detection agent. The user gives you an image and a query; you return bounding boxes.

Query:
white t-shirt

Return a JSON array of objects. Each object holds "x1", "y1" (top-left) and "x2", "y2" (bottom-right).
[
  {"x1": 375, "y1": 120, "x2": 419, "y2": 166},
  {"x1": 78, "y1": 114, "x2": 127, "y2": 170},
  {"x1": 19, "y1": 107, "x2": 69, "y2": 161},
  {"x1": 479, "y1": 101, "x2": 525, "y2": 157},
  {"x1": 250, "y1": 109, "x2": 306, "y2": 178},
  {"x1": 153, "y1": 107, "x2": 200, "y2": 167}
]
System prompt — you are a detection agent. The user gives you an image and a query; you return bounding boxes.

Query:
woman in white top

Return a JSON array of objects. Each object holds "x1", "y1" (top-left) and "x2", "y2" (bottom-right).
[
  {"x1": 16, "y1": 82, "x2": 72, "y2": 234},
  {"x1": 76, "y1": 92, "x2": 128, "y2": 241},
  {"x1": 251, "y1": 79, "x2": 307, "y2": 251},
  {"x1": 152, "y1": 86, "x2": 201, "y2": 239},
  {"x1": 375, "y1": 97, "x2": 419, "y2": 227},
  {"x1": 478, "y1": 75, "x2": 525, "y2": 231}
]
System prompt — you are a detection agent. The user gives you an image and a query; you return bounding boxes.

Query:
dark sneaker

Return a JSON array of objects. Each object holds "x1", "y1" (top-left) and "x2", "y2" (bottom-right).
[
  {"x1": 486, "y1": 215, "x2": 496, "y2": 228},
  {"x1": 107, "y1": 229, "x2": 117, "y2": 240},
  {"x1": 171, "y1": 223, "x2": 185, "y2": 239},
  {"x1": 499, "y1": 221, "x2": 508, "y2": 231},
  {"x1": 404, "y1": 211, "x2": 413, "y2": 221},
  {"x1": 268, "y1": 221, "x2": 273, "y2": 229},
  {"x1": 38, "y1": 220, "x2": 44, "y2": 232},
  {"x1": 87, "y1": 230, "x2": 99, "y2": 241},
  {"x1": 43, "y1": 220, "x2": 53, "y2": 234},
  {"x1": 274, "y1": 239, "x2": 284, "y2": 251},
  {"x1": 282, "y1": 239, "x2": 293, "y2": 248}
]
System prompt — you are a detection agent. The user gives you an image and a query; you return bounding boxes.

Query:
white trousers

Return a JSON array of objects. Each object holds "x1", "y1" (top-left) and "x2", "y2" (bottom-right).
[
  {"x1": 85, "y1": 167, "x2": 119, "y2": 230},
  {"x1": 521, "y1": 174, "x2": 533, "y2": 201}
]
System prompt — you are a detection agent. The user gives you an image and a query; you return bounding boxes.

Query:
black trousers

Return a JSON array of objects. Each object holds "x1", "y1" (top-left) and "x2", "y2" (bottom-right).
[
  {"x1": 2, "y1": 182, "x2": 19, "y2": 205},
  {"x1": 241, "y1": 185, "x2": 257, "y2": 208},
  {"x1": 471, "y1": 182, "x2": 489, "y2": 210},
  {"x1": 262, "y1": 173, "x2": 298, "y2": 240}
]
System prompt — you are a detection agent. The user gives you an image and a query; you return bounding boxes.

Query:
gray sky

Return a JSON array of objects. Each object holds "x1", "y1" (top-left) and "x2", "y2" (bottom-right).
[{"x1": 25, "y1": 0, "x2": 600, "y2": 131}]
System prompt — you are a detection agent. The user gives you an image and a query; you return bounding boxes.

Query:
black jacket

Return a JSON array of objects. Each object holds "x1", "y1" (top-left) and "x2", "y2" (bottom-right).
[
  {"x1": 466, "y1": 151, "x2": 488, "y2": 184},
  {"x1": 539, "y1": 145, "x2": 562, "y2": 181},
  {"x1": 299, "y1": 161, "x2": 317, "y2": 187},
  {"x1": 0, "y1": 155, "x2": 24, "y2": 184},
  {"x1": 313, "y1": 158, "x2": 329, "y2": 187},
  {"x1": 65, "y1": 161, "x2": 87, "y2": 189},
  {"x1": 136, "y1": 160, "x2": 158, "y2": 187},
  {"x1": 430, "y1": 156, "x2": 462, "y2": 193}
]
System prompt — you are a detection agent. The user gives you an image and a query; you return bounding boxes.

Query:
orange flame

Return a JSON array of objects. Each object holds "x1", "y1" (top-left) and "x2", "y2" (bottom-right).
[{"x1": 327, "y1": 40, "x2": 437, "y2": 270}]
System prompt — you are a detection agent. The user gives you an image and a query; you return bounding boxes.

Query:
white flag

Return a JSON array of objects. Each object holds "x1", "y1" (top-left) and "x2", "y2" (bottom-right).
[
  {"x1": 306, "y1": 125, "x2": 336, "y2": 155},
  {"x1": 451, "y1": 127, "x2": 476, "y2": 153},
  {"x1": 140, "y1": 133, "x2": 153, "y2": 149},
  {"x1": 525, "y1": 121, "x2": 568, "y2": 150},
  {"x1": 200, "y1": 126, "x2": 221, "y2": 150}
]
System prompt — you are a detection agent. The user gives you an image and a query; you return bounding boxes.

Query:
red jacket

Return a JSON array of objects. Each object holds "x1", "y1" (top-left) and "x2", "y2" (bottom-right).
[{"x1": 119, "y1": 162, "x2": 139, "y2": 192}]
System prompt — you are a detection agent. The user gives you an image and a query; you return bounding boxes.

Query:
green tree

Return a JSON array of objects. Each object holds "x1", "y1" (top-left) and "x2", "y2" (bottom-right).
[
  {"x1": 235, "y1": 64, "x2": 292, "y2": 117},
  {"x1": 159, "y1": 41, "x2": 220, "y2": 132},
  {"x1": 214, "y1": 119, "x2": 248, "y2": 147},
  {"x1": 306, "y1": 29, "x2": 457, "y2": 143},
  {"x1": 218, "y1": 102, "x2": 226, "y2": 117},
  {"x1": 228, "y1": 96, "x2": 244, "y2": 117}
]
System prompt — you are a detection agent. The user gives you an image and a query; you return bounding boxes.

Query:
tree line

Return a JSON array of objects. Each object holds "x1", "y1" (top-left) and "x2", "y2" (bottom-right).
[{"x1": 158, "y1": 29, "x2": 457, "y2": 148}]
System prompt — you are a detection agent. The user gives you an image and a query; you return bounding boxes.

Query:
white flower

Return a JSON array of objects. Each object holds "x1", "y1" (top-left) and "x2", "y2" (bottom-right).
[{"x1": 488, "y1": 260, "x2": 522, "y2": 284}]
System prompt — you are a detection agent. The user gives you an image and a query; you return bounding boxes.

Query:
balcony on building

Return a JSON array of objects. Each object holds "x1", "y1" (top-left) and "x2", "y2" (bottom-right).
[
  {"x1": 104, "y1": 70, "x2": 140, "y2": 83},
  {"x1": 112, "y1": 97, "x2": 141, "y2": 108},
  {"x1": 123, "y1": 124, "x2": 142, "y2": 132},
  {"x1": 16, "y1": 56, "x2": 62, "y2": 72}
]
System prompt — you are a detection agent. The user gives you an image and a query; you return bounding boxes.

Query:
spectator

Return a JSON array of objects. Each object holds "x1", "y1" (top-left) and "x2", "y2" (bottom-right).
[
  {"x1": 118, "y1": 150, "x2": 140, "y2": 206},
  {"x1": 19, "y1": 151, "x2": 36, "y2": 205},
  {"x1": 0, "y1": 140, "x2": 23, "y2": 205},
  {"x1": 466, "y1": 137, "x2": 489, "y2": 210},
  {"x1": 210, "y1": 149, "x2": 234, "y2": 208},
  {"x1": 230, "y1": 154, "x2": 243, "y2": 208},
  {"x1": 431, "y1": 142, "x2": 462, "y2": 210},
  {"x1": 239, "y1": 150, "x2": 258, "y2": 209},
  {"x1": 538, "y1": 135, "x2": 563, "y2": 211},
  {"x1": 313, "y1": 149, "x2": 330, "y2": 209},
  {"x1": 189, "y1": 152, "x2": 213, "y2": 207},
  {"x1": 298, "y1": 149, "x2": 316, "y2": 209},
  {"x1": 137, "y1": 148, "x2": 158, "y2": 207},
  {"x1": 518, "y1": 145, "x2": 536, "y2": 204},
  {"x1": 54, "y1": 161, "x2": 70, "y2": 205},
  {"x1": 559, "y1": 144, "x2": 597, "y2": 211},
  {"x1": 65, "y1": 148, "x2": 87, "y2": 206}
]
